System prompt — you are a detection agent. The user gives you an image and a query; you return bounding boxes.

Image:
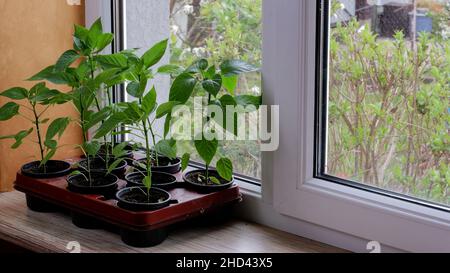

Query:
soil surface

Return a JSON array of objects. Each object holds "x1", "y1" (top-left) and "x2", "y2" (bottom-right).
[
  {"x1": 137, "y1": 157, "x2": 178, "y2": 168},
  {"x1": 23, "y1": 161, "x2": 69, "y2": 174},
  {"x1": 69, "y1": 173, "x2": 117, "y2": 187},
  {"x1": 127, "y1": 172, "x2": 176, "y2": 185},
  {"x1": 121, "y1": 189, "x2": 168, "y2": 204},
  {"x1": 186, "y1": 171, "x2": 231, "y2": 186}
]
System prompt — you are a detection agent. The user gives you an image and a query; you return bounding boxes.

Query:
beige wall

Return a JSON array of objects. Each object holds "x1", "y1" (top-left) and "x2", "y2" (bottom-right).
[{"x1": 0, "y1": 0, "x2": 85, "y2": 191}]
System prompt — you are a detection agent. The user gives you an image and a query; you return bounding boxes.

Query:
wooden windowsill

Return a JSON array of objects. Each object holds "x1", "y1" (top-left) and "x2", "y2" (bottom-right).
[{"x1": 0, "y1": 191, "x2": 346, "y2": 253}]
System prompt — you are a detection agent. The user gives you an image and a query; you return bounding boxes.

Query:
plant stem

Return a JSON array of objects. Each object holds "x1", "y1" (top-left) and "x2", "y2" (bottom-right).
[
  {"x1": 79, "y1": 92, "x2": 92, "y2": 186},
  {"x1": 88, "y1": 54, "x2": 109, "y2": 169},
  {"x1": 205, "y1": 93, "x2": 212, "y2": 181},
  {"x1": 32, "y1": 103, "x2": 46, "y2": 173},
  {"x1": 148, "y1": 120, "x2": 159, "y2": 166},
  {"x1": 140, "y1": 99, "x2": 152, "y2": 203}
]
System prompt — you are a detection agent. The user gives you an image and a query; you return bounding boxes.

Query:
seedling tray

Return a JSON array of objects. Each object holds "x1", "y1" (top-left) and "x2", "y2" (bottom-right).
[{"x1": 14, "y1": 161, "x2": 242, "y2": 248}]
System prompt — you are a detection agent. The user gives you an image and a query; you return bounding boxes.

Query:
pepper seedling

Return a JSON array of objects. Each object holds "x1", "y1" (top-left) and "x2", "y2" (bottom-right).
[
  {"x1": 159, "y1": 59, "x2": 261, "y2": 184},
  {"x1": 0, "y1": 82, "x2": 70, "y2": 172}
]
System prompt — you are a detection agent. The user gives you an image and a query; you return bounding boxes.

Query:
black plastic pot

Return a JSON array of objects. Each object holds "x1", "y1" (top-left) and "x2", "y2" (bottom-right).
[
  {"x1": 25, "y1": 194, "x2": 59, "y2": 213},
  {"x1": 120, "y1": 228, "x2": 168, "y2": 248},
  {"x1": 183, "y1": 169, "x2": 234, "y2": 193},
  {"x1": 78, "y1": 157, "x2": 128, "y2": 178},
  {"x1": 71, "y1": 211, "x2": 105, "y2": 230},
  {"x1": 134, "y1": 156, "x2": 181, "y2": 174},
  {"x1": 21, "y1": 160, "x2": 72, "y2": 179},
  {"x1": 116, "y1": 187, "x2": 175, "y2": 212},
  {"x1": 67, "y1": 171, "x2": 119, "y2": 198},
  {"x1": 125, "y1": 172, "x2": 177, "y2": 190}
]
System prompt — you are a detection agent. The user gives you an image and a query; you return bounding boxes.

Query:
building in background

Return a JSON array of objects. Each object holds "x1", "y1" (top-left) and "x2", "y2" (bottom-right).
[{"x1": 332, "y1": 0, "x2": 445, "y2": 38}]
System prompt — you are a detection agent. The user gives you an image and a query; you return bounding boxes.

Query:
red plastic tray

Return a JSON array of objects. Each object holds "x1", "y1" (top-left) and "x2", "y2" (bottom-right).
[{"x1": 14, "y1": 164, "x2": 241, "y2": 231}]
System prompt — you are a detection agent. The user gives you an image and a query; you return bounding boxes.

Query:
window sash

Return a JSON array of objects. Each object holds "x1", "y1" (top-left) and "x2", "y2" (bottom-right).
[{"x1": 314, "y1": 0, "x2": 449, "y2": 212}]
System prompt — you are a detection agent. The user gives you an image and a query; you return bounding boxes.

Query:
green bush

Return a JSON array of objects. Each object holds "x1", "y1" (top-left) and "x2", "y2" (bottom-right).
[{"x1": 328, "y1": 17, "x2": 449, "y2": 205}]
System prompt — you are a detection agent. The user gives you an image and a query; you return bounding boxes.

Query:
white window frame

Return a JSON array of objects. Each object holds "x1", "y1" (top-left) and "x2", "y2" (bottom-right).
[
  {"x1": 265, "y1": 0, "x2": 450, "y2": 252},
  {"x1": 87, "y1": 0, "x2": 450, "y2": 252}
]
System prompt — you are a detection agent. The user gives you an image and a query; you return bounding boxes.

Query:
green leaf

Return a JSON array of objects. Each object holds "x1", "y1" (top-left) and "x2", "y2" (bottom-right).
[
  {"x1": 40, "y1": 149, "x2": 56, "y2": 166},
  {"x1": 94, "y1": 112, "x2": 127, "y2": 139},
  {"x1": 55, "y1": 50, "x2": 80, "y2": 71},
  {"x1": 143, "y1": 176, "x2": 152, "y2": 190},
  {"x1": 126, "y1": 76, "x2": 148, "y2": 99},
  {"x1": 83, "y1": 141, "x2": 101, "y2": 156},
  {"x1": 27, "y1": 66, "x2": 73, "y2": 85},
  {"x1": 112, "y1": 142, "x2": 129, "y2": 158},
  {"x1": 181, "y1": 153, "x2": 190, "y2": 171},
  {"x1": 10, "y1": 128, "x2": 33, "y2": 149},
  {"x1": 218, "y1": 95, "x2": 238, "y2": 135},
  {"x1": 202, "y1": 74, "x2": 222, "y2": 97},
  {"x1": 74, "y1": 24, "x2": 89, "y2": 41},
  {"x1": 0, "y1": 102, "x2": 19, "y2": 121},
  {"x1": 87, "y1": 18, "x2": 103, "y2": 48},
  {"x1": 94, "y1": 68, "x2": 121, "y2": 87},
  {"x1": 169, "y1": 73, "x2": 197, "y2": 103},
  {"x1": 216, "y1": 157, "x2": 233, "y2": 181},
  {"x1": 95, "y1": 33, "x2": 114, "y2": 52},
  {"x1": 222, "y1": 75, "x2": 238, "y2": 95},
  {"x1": 27, "y1": 66, "x2": 54, "y2": 81},
  {"x1": 85, "y1": 107, "x2": 111, "y2": 130},
  {"x1": 209, "y1": 176, "x2": 221, "y2": 185},
  {"x1": 89, "y1": 18, "x2": 103, "y2": 35},
  {"x1": 186, "y1": 59, "x2": 208, "y2": 73},
  {"x1": 156, "y1": 101, "x2": 180, "y2": 119},
  {"x1": 235, "y1": 95, "x2": 262, "y2": 109},
  {"x1": 123, "y1": 101, "x2": 144, "y2": 121},
  {"x1": 220, "y1": 60, "x2": 258, "y2": 77},
  {"x1": 194, "y1": 137, "x2": 218, "y2": 165},
  {"x1": 204, "y1": 65, "x2": 216, "y2": 79},
  {"x1": 141, "y1": 87, "x2": 157, "y2": 117},
  {"x1": 163, "y1": 114, "x2": 172, "y2": 138},
  {"x1": 126, "y1": 82, "x2": 141, "y2": 98},
  {"x1": 40, "y1": 118, "x2": 50, "y2": 124},
  {"x1": 219, "y1": 94, "x2": 237, "y2": 107},
  {"x1": 154, "y1": 139, "x2": 177, "y2": 159},
  {"x1": 107, "y1": 158, "x2": 125, "y2": 174},
  {"x1": 46, "y1": 117, "x2": 70, "y2": 141},
  {"x1": 0, "y1": 87, "x2": 28, "y2": 100},
  {"x1": 34, "y1": 88, "x2": 60, "y2": 102},
  {"x1": 157, "y1": 64, "x2": 184, "y2": 75},
  {"x1": 44, "y1": 139, "x2": 57, "y2": 149},
  {"x1": 95, "y1": 53, "x2": 128, "y2": 68},
  {"x1": 142, "y1": 39, "x2": 168, "y2": 68}
]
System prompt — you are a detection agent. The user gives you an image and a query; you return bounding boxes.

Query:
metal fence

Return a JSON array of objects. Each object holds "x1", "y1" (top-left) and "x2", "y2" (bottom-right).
[{"x1": 333, "y1": 0, "x2": 434, "y2": 40}]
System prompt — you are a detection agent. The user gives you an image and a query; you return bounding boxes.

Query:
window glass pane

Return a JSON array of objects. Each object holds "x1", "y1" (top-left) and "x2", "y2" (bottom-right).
[
  {"x1": 169, "y1": 0, "x2": 262, "y2": 179},
  {"x1": 326, "y1": 0, "x2": 449, "y2": 206}
]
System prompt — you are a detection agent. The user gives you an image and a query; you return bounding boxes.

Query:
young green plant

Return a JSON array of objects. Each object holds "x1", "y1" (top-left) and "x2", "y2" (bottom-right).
[
  {"x1": 95, "y1": 39, "x2": 176, "y2": 201},
  {"x1": 160, "y1": 59, "x2": 262, "y2": 184},
  {"x1": 0, "y1": 83, "x2": 70, "y2": 171},
  {"x1": 29, "y1": 18, "x2": 130, "y2": 183}
]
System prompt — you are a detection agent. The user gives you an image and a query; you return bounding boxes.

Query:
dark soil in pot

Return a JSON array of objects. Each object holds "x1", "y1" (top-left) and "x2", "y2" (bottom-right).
[
  {"x1": 125, "y1": 172, "x2": 177, "y2": 189},
  {"x1": 183, "y1": 170, "x2": 234, "y2": 193},
  {"x1": 21, "y1": 160, "x2": 72, "y2": 179},
  {"x1": 78, "y1": 156, "x2": 128, "y2": 178},
  {"x1": 134, "y1": 156, "x2": 181, "y2": 174},
  {"x1": 116, "y1": 187, "x2": 174, "y2": 212},
  {"x1": 67, "y1": 171, "x2": 118, "y2": 198}
]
